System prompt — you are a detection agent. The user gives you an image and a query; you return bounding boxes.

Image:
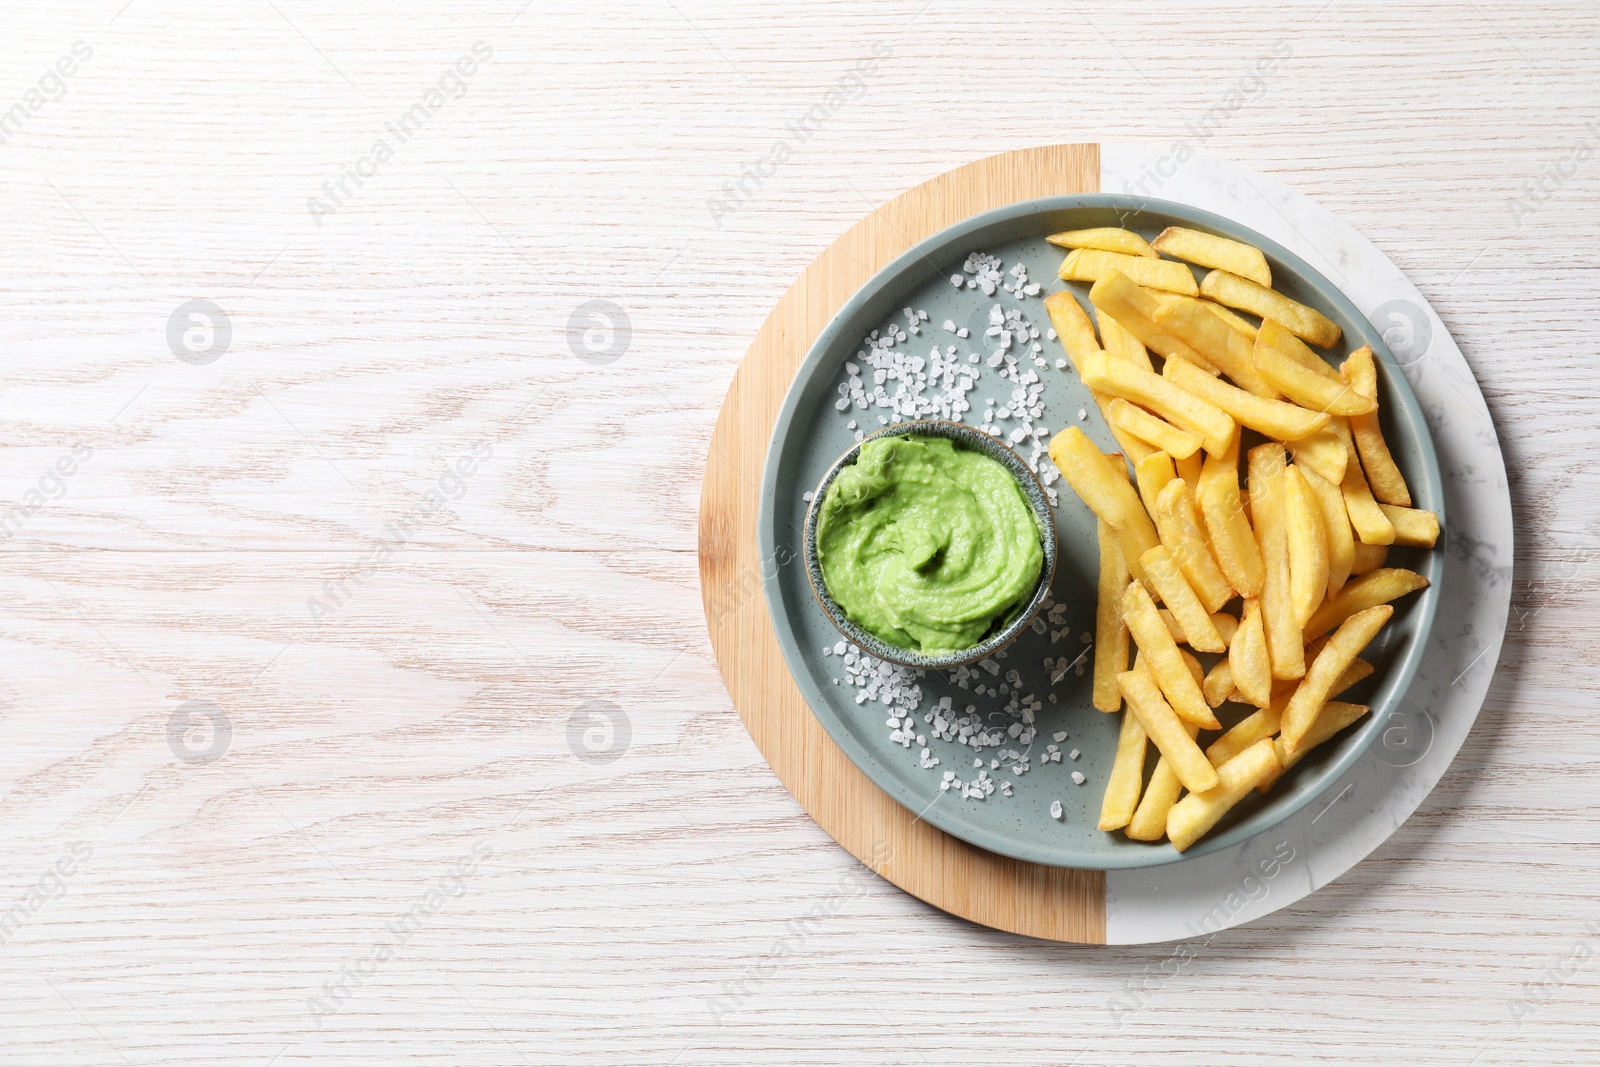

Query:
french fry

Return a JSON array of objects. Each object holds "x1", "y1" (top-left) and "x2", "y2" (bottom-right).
[
  {"x1": 1229, "y1": 598, "x2": 1272, "y2": 708},
  {"x1": 1109, "y1": 399, "x2": 1201, "y2": 459},
  {"x1": 1378, "y1": 504, "x2": 1440, "y2": 548},
  {"x1": 1062, "y1": 248, "x2": 1200, "y2": 296},
  {"x1": 1284, "y1": 466, "x2": 1329, "y2": 629},
  {"x1": 1281, "y1": 605, "x2": 1393, "y2": 754},
  {"x1": 1126, "y1": 749, "x2": 1187, "y2": 841},
  {"x1": 1263, "y1": 320, "x2": 1343, "y2": 382},
  {"x1": 1163, "y1": 352, "x2": 1331, "y2": 441},
  {"x1": 1118, "y1": 659, "x2": 1220, "y2": 793},
  {"x1": 1122, "y1": 581, "x2": 1220, "y2": 729},
  {"x1": 1298, "y1": 464, "x2": 1354, "y2": 598},
  {"x1": 1045, "y1": 292, "x2": 1158, "y2": 467},
  {"x1": 1199, "y1": 270, "x2": 1342, "y2": 348},
  {"x1": 1255, "y1": 322, "x2": 1375, "y2": 416},
  {"x1": 1203, "y1": 659, "x2": 1235, "y2": 707},
  {"x1": 1350, "y1": 541, "x2": 1389, "y2": 575},
  {"x1": 1196, "y1": 437, "x2": 1264, "y2": 598},
  {"x1": 1160, "y1": 608, "x2": 1238, "y2": 649},
  {"x1": 1081, "y1": 351, "x2": 1236, "y2": 456},
  {"x1": 1088, "y1": 272, "x2": 1218, "y2": 372},
  {"x1": 1259, "y1": 701, "x2": 1371, "y2": 791},
  {"x1": 1248, "y1": 443, "x2": 1305, "y2": 681},
  {"x1": 1047, "y1": 227, "x2": 1158, "y2": 259},
  {"x1": 1286, "y1": 421, "x2": 1349, "y2": 485},
  {"x1": 1155, "y1": 478, "x2": 1233, "y2": 613},
  {"x1": 1202, "y1": 299, "x2": 1259, "y2": 340},
  {"x1": 1142, "y1": 546, "x2": 1227, "y2": 653},
  {"x1": 1097, "y1": 310, "x2": 1155, "y2": 371},
  {"x1": 1152, "y1": 226, "x2": 1273, "y2": 287},
  {"x1": 1301, "y1": 567, "x2": 1430, "y2": 642},
  {"x1": 1049, "y1": 428, "x2": 1162, "y2": 582},
  {"x1": 1094, "y1": 518, "x2": 1131, "y2": 713},
  {"x1": 1175, "y1": 449, "x2": 1203, "y2": 488},
  {"x1": 1167, "y1": 739, "x2": 1280, "y2": 851},
  {"x1": 1097, "y1": 710, "x2": 1149, "y2": 831},
  {"x1": 1135, "y1": 451, "x2": 1177, "y2": 521},
  {"x1": 1206, "y1": 704, "x2": 1281, "y2": 767},
  {"x1": 1150, "y1": 296, "x2": 1277, "y2": 397},
  {"x1": 1340, "y1": 461, "x2": 1396, "y2": 545},
  {"x1": 1342, "y1": 345, "x2": 1412, "y2": 506}
]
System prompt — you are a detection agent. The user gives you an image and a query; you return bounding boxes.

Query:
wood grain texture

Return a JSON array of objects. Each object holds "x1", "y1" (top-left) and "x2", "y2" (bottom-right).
[
  {"x1": 0, "y1": 0, "x2": 1596, "y2": 1062},
  {"x1": 699, "y1": 144, "x2": 1105, "y2": 944}
]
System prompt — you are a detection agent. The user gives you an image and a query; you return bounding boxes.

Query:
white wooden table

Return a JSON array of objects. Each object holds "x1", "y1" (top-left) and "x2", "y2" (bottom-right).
[{"x1": 0, "y1": 1, "x2": 1593, "y2": 1062}]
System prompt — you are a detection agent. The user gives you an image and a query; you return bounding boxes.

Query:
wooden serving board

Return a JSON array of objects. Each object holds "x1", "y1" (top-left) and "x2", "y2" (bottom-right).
[{"x1": 697, "y1": 144, "x2": 1107, "y2": 943}]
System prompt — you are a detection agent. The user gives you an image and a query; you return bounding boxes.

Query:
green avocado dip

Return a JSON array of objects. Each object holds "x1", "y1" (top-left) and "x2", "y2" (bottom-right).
[{"x1": 815, "y1": 434, "x2": 1045, "y2": 654}]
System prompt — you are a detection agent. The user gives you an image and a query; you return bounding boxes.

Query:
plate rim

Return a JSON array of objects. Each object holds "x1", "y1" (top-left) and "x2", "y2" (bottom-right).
[{"x1": 758, "y1": 192, "x2": 1444, "y2": 871}]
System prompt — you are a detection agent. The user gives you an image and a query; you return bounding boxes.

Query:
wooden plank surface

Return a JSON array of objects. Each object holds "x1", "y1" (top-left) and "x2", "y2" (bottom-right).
[{"x1": 0, "y1": 0, "x2": 1596, "y2": 1063}]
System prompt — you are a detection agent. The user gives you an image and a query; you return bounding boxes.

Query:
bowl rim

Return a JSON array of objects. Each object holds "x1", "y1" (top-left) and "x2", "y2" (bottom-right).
[
  {"x1": 756, "y1": 192, "x2": 1444, "y2": 869},
  {"x1": 800, "y1": 419, "x2": 1059, "y2": 670}
]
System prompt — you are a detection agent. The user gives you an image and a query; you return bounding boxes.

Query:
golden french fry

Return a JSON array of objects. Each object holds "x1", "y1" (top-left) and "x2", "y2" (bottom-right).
[
  {"x1": 1152, "y1": 226, "x2": 1272, "y2": 287},
  {"x1": 1122, "y1": 581, "x2": 1220, "y2": 729},
  {"x1": 1378, "y1": 504, "x2": 1440, "y2": 548},
  {"x1": 1179, "y1": 646, "x2": 1205, "y2": 689},
  {"x1": 1342, "y1": 345, "x2": 1412, "y2": 506},
  {"x1": 1248, "y1": 443, "x2": 1305, "y2": 681},
  {"x1": 1255, "y1": 322, "x2": 1375, "y2": 416},
  {"x1": 1098, "y1": 710, "x2": 1149, "y2": 831},
  {"x1": 1081, "y1": 351, "x2": 1236, "y2": 456},
  {"x1": 1284, "y1": 466, "x2": 1329, "y2": 629},
  {"x1": 1155, "y1": 478, "x2": 1233, "y2": 613},
  {"x1": 1281, "y1": 605, "x2": 1393, "y2": 754},
  {"x1": 1118, "y1": 659, "x2": 1220, "y2": 793},
  {"x1": 1163, "y1": 352, "x2": 1331, "y2": 441},
  {"x1": 1143, "y1": 546, "x2": 1226, "y2": 653},
  {"x1": 1215, "y1": 650, "x2": 1376, "y2": 769},
  {"x1": 1159, "y1": 609, "x2": 1237, "y2": 650},
  {"x1": 1260, "y1": 701, "x2": 1371, "y2": 791},
  {"x1": 1202, "y1": 659, "x2": 1234, "y2": 708},
  {"x1": 1287, "y1": 421, "x2": 1349, "y2": 485},
  {"x1": 1044, "y1": 292, "x2": 1156, "y2": 465},
  {"x1": 1175, "y1": 449, "x2": 1203, "y2": 487},
  {"x1": 1094, "y1": 518, "x2": 1131, "y2": 713},
  {"x1": 1049, "y1": 428, "x2": 1162, "y2": 582},
  {"x1": 1088, "y1": 272, "x2": 1218, "y2": 372},
  {"x1": 1150, "y1": 296, "x2": 1277, "y2": 397},
  {"x1": 1109, "y1": 399, "x2": 1201, "y2": 460},
  {"x1": 1063, "y1": 248, "x2": 1200, "y2": 295},
  {"x1": 1302, "y1": 567, "x2": 1429, "y2": 642},
  {"x1": 1340, "y1": 461, "x2": 1396, "y2": 545},
  {"x1": 1044, "y1": 289, "x2": 1099, "y2": 365},
  {"x1": 1135, "y1": 451, "x2": 1177, "y2": 522},
  {"x1": 1199, "y1": 270, "x2": 1342, "y2": 348},
  {"x1": 1126, "y1": 748, "x2": 1187, "y2": 842},
  {"x1": 1167, "y1": 739, "x2": 1280, "y2": 851},
  {"x1": 1297, "y1": 464, "x2": 1354, "y2": 598},
  {"x1": 1229, "y1": 598, "x2": 1272, "y2": 708},
  {"x1": 1196, "y1": 437, "x2": 1264, "y2": 598},
  {"x1": 1202, "y1": 299, "x2": 1259, "y2": 340},
  {"x1": 1350, "y1": 541, "x2": 1389, "y2": 575},
  {"x1": 1047, "y1": 227, "x2": 1158, "y2": 259},
  {"x1": 1266, "y1": 321, "x2": 1342, "y2": 382},
  {"x1": 1206, "y1": 705, "x2": 1281, "y2": 767},
  {"x1": 1097, "y1": 309, "x2": 1155, "y2": 371}
]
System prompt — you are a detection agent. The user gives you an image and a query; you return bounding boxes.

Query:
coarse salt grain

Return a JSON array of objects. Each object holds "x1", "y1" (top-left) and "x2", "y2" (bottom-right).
[{"x1": 1050, "y1": 800, "x2": 1063, "y2": 820}]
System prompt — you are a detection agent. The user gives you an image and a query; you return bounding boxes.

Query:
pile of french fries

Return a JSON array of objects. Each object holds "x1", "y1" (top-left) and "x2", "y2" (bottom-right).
[{"x1": 1042, "y1": 225, "x2": 1440, "y2": 852}]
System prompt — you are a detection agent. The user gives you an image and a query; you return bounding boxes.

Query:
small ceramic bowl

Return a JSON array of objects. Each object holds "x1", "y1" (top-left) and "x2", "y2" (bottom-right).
[{"x1": 801, "y1": 420, "x2": 1057, "y2": 670}]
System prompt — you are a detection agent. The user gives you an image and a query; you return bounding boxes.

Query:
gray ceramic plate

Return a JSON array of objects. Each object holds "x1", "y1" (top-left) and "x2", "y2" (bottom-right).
[{"x1": 757, "y1": 195, "x2": 1443, "y2": 870}]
